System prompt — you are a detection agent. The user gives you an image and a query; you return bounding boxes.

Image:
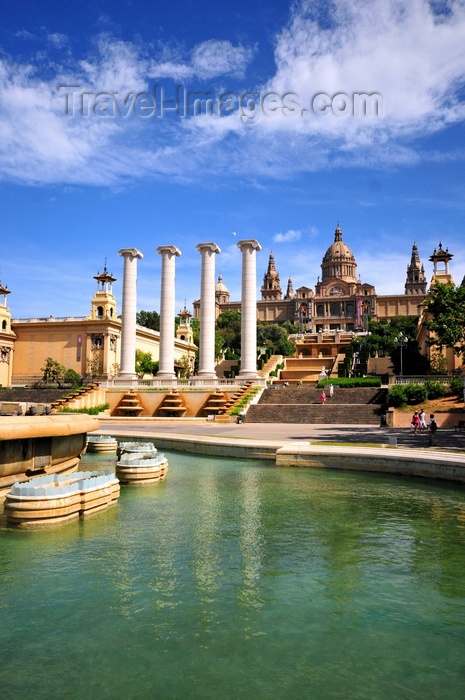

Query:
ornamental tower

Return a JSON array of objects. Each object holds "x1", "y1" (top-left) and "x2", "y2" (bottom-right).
[
  {"x1": 429, "y1": 242, "x2": 454, "y2": 284},
  {"x1": 404, "y1": 242, "x2": 427, "y2": 295},
  {"x1": 90, "y1": 261, "x2": 117, "y2": 320},
  {"x1": 261, "y1": 252, "x2": 282, "y2": 301}
]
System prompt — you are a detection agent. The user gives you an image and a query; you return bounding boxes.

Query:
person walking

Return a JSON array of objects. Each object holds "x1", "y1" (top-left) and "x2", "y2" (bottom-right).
[
  {"x1": 329, "y1": 383, "x2": 334, "y2": 398},
  {"x1": 419, "y1": 408, "x2": 427, "y2": 433},
  {"x1": 320, "y1": 390, "x2": 326, "y2": 404},
  {"x1": 427, "y1": 413, "x2": 438, "y2": 446},
  {"x1": 411, "y1": 411, "x2": 420, "y2": 434}
]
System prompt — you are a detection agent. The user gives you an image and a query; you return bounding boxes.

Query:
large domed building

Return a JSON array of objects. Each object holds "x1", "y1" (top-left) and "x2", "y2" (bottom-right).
[{"x1": 194, "y1": 225, "x2": 428, "y2": 331}]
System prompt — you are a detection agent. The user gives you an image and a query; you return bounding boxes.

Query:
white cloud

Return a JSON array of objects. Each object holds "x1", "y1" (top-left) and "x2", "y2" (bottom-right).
[
  {"x1": 150, "y1": 40, "x2": 254, "y2": 80},
  {"x1": 273, "y1": 229, "x2": 302, "y2": 243},
  {"x1": 1, "y1": 2, "x2": 465, "y2": 187}
]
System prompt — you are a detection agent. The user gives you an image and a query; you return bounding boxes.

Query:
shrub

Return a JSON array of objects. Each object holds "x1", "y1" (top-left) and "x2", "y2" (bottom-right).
[
  {"x1": 388, "y1": 385, "x2": 408, "y2": 407},
  {"x1": 424, "y1": 380, "x2": 446, "y2": 400},
  {"x1": 404, "y1": 383, "x2": 428, "y2": 404},
  {"x1": 449, "y1": 376, "x2": 464, "y2": 397},
  {"x1": 58, "y1": 403, "x2": 109, "y2": 415},
  {"x1": 64, "y1": 369, "x2": 82, "y2": 386},
  {"x1": 316, "y1": 377, "x2": 381, "y2": 388}
]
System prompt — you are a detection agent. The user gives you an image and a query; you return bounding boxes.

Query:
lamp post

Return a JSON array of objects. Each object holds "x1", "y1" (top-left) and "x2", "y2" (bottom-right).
[{"x1": 394, "y1": 332, "x2": 407, "y2": 376}]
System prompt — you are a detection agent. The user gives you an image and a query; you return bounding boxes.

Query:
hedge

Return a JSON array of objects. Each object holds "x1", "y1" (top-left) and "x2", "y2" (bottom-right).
[{"x1": 317, "y1": 377, "x2": 382, "y2": 388}]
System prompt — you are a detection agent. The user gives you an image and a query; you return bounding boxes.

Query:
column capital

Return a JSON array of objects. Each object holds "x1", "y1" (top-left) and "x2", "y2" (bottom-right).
[
  {"x1": 156, "y1": 245, "x2": 181, "y2": 257},
  {"x1": 118, "y1": 248, "x2": 143, "y2": 260},
  {"x1": 196, "y1": 242, "x2": 221, "y2": 255},
  {"x1": 237, "y1": 239, "x2": 262, "y2": 253}
]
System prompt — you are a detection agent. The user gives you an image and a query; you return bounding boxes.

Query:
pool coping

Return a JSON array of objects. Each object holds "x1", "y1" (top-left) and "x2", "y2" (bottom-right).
[{"x1": 94, "y1": 425, "x2": 465, "y2": 483}]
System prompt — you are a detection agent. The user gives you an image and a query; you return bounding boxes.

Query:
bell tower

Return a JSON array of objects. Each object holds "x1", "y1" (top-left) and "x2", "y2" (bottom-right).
[
  {"x1": 405, "y1": 242, "x2": 427, "y2": 295},
  {"x1": 176, "y1": 306, "x2": 194, "y2": 345},
  {"x1": 429, "y1": 242, "x2": 454, "y2": 284},
  {"x1": 261, "y1": 252, "x2": 282, "y2": 301},
  {"x1": 0, "y1": 279, "x2": 16, "y2": 387},
  {"x1": 90, "y1": 262, "x2": 117, "y2": 320}
]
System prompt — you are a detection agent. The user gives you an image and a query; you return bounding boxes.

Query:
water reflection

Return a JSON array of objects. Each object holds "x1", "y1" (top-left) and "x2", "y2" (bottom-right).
[{"x1": 1, "y1": 452, "x2": 465, "y2": 699}]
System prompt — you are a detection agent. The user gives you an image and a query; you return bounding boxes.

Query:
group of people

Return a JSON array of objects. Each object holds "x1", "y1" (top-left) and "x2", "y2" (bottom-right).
[
  {"x1": 411, "y1": 409, "x2": 438, "y2": 445},
  {"x1": 320, "y1": 384, "x2": 334, "y2": 403}
]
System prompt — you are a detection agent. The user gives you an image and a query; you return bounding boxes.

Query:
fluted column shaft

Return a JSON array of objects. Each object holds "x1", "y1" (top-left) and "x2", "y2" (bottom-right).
[
  {"x1": 156, "y1": 245, "x2": 181, "y2": 379},
  {"x1": 237, "y1": 239, "x2": 261, "y2": 378},
  {"x1": 117, "y1": 248, "x2": 143, "y2": 378},
  {"x1": 196, "y1": 242, "x2": 221, "y2": 378}
]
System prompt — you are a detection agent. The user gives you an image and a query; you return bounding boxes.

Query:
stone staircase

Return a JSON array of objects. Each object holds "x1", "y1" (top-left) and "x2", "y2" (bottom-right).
[
  {"x1": 245, "y1": 387, "x2": 387, "y2": 425},
  {"x1": 258, "y1": 354, "x2": 283, "y2": 378},
  {"x1": 215, "y1": 360, "x2": 239, "y2": 378},
  {"x1": 156, "y1": 390, "x2": 187, "y2": 417},
  {"x1": 112, "y1": 392, "x2": 144, "y2": 417},
  {"x1": 280, "y1": 355, "x2": 338, "y2": 384}
]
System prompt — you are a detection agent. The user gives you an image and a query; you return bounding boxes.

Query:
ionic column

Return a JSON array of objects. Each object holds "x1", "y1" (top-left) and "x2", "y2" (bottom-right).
[
  {"x1": 196, "y1": 242, "x2": 221, "y2": 379},
  {"x1": 117, "y1": 248, "x2": 143, "y2": 378},
  {"x1": 156, "y1": 245, "x2": 181, "y2": 379},
  {"x1": 237, "y1": 239, "x2": 261, "y2": 379}
]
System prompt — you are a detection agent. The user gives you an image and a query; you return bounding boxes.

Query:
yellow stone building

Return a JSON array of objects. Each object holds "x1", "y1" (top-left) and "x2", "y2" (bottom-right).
[{"x1": 3, "y1": 265, "x2": 195, "y2": 387}]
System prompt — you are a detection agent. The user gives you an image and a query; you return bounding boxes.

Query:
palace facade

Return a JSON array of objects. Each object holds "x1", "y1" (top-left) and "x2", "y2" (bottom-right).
[{"x1": 194, "y1": 225, "x2": 428, "y2": 330}]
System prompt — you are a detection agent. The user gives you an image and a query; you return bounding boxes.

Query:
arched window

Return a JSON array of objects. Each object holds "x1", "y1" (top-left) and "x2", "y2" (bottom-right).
[
  {"x1": 1, "y1": 320, "x2": 6, "y2": 330},
  {"x1": 316, "y1": 304, "x2": 324, "y2": 317},
  {"x1": 330, "y1": 302, "x2": 340, "y2": 316},
  {"x1": 346, "y1": 302, "x2": 355, "y2": 317},
  {"x1": 97, "y1": 306, "x2": 104, "y2": 318}
]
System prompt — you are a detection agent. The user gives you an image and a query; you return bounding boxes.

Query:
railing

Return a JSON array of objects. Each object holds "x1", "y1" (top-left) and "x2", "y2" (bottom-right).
[
  {"x1": 103, "y1": 377, "x2": 267, "y2": 389},
  {"x1": 11, "y1": 316, "x2": 87, "y2": 323},
  {"x1": 395, "y1": 375, "x2": 455, "y2": 385}
]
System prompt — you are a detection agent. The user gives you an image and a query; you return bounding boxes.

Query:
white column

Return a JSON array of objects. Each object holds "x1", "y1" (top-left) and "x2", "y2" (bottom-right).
[
  {"x1": 196, "y1": 242, "x2": 221, "y2": 379},
  {"x1": 117, "y1": 248, "x2": 143, "y2": 378},
  {"x1": 237, "y1": 239, "x2": 261, "y2": 379},
  {"x1": 156, "y1": 245, "x2": 181, "y2": 379}
]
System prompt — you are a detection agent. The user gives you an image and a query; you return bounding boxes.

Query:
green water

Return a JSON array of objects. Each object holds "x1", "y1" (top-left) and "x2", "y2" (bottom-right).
[{"x1": 1, "y1": 452, "x2": 465, "y2": 700}]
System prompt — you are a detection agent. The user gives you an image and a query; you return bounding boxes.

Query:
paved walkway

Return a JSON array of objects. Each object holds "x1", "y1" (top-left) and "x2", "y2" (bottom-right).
[{"x1": 98, "y1": 418, "x2": 465, "y2": 452}]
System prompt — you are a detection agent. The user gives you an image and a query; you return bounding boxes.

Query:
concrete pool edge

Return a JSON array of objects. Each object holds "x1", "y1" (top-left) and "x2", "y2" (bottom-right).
[{"x1": 94, "y1": 426, "x2": 465, "y2": 483}]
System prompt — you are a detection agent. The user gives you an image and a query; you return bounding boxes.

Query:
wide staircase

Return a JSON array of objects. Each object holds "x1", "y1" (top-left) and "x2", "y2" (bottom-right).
[
  {"x1": 245, "y1": 386, "x2": 387, "y2": 425},
  {"x1": 279, "y1": 356, "x2": 338, "y2": 384}
]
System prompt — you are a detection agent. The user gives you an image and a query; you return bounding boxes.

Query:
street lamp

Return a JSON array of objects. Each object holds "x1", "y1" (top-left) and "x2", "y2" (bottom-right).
[{"x1": 394, "y1": 332, "x2": 408, "y2": 376}]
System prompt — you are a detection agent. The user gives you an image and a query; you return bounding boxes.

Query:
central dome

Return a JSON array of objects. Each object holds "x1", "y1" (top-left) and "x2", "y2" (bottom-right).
[
  {"x1": 323, "y1": 225, "x2": 356, "y2": 264},
  {"x1": 321, "y1": 225, "x2": 357, "y2": 281}
]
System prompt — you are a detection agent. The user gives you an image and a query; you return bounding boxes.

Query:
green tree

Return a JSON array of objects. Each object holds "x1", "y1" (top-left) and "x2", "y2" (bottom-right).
[
  {"x1": 136, "y1": 310, "x2": 160, "y2": 331},
  {"x1": 216, "y1": 310, "x2": 242, "y2": 356},
  {"x1": 64, "y1": 368, "x2": 82, "y2": 386},
  {"x1": 176, "y1": 354, "x2": 193, "y2": 378},
  {"x1": 424, "y1": 281, "x2": 465, "y2": 356},
  {"x1": 41, "y1": 357, "x2": 66, "y2": 386},
  {"x1": 135, "y1": 350, "x2": 156, "y2": 377},
  {"x1": 86, "y1": 351, "x2": 102, "y2": 380},
  {"x1": 257, "y1": 323, "x2": 296, "y2": 356}
]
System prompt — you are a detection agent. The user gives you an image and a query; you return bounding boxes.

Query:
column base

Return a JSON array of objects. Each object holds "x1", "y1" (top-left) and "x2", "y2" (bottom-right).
[
  {"x1": 238, "y1": 370, "x2": 260, "y2": 380},
  {"x1": 117, "y1": 373, "x2": 138, "y2": 380},
  {"x1": 156, "y1": 372, "x2": 177, "y2": 380}
]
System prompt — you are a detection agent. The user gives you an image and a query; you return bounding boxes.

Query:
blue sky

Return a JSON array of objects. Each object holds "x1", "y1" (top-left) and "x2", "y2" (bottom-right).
[{"x1": 1, "y1": 0, "x2": 465, "y2": 318}]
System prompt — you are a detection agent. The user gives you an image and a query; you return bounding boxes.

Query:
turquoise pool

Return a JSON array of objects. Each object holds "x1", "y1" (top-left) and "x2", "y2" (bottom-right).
[{"x1": 1, "y1": 450, "x2": 465, "y2": 699}]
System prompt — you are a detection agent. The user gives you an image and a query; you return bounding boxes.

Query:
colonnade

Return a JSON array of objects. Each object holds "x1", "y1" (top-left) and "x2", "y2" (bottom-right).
[{"x1": 117, "y1": 239, "x2": 261, "y2": 381}]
